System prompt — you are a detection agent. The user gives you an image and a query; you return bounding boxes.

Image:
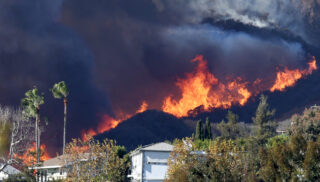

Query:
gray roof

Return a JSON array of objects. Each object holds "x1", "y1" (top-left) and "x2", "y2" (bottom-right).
[
  {"x1": 41, "y1": 155, "x2": 64, "y2": 167},
  {"x1": 39, "y1": 153, "x2": 90, "y2": 168},
  {"x1": 277, "y1": 119, "x2": 291, "y2": 132},
  {"x1": 0, "y1": 164, "x2": 20, "y2": 175},
  {"x1": 131, "y1": 142, "x2": 173, "y2": 155}
]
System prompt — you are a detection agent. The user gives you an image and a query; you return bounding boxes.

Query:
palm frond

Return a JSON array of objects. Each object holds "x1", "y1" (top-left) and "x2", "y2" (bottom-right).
[{"x1": 51, "y1": 81, "x2": 69, "y2": 99}]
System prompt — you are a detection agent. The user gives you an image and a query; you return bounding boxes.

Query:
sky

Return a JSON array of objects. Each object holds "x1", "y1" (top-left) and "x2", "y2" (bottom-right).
[{"x1": 0, "y1": 0, "x2": 320, "y2": 153}]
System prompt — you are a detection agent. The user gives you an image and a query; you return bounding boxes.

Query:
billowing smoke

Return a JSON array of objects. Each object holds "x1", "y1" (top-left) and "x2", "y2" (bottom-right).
[
  {"x1": 61, "y1": 0, "x2": 317, "y2": 114},
  {"x1": 0, "y1": 0, "x2": 113, "y2": 154},
  {"x1": 0, "y1": 0, "x2": 319, "y2": 154},
  {"x1": 155, "y1": 0, "x2": 320, "y2": 45}
]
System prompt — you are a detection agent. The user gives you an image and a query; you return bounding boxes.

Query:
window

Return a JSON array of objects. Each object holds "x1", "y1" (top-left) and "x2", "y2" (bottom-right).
[{"x1": 147, "y1": 162, "x2": 167, "y2": 165}]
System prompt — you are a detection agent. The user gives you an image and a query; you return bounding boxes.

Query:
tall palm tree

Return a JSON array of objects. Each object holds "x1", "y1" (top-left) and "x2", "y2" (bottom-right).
[
  {"x1": 51, "y1": 81, "x2": 69, "y2": 154},
  {"x1": 21, "y1": 87, "x2": 44, "y2": 165}
]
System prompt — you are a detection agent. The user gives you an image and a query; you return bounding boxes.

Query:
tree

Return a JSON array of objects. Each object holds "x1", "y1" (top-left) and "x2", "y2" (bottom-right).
[
  {"x1": 204, "y1": 117, "x2": 212, "y2": 139},
  {"x1": 217, "y1": 111, "x2": 244, "y2": 139},
  {"x1": 21, "y1": 87, "x2": 44, "y2": 165},
  {"x1": 166, "y1": 138, "x2": 249, "y2": 182},
  {"x1": 63, "y1": 138, "x2": 130, "y2": 182},
  {"x1": 290, "y1": 107, "x2": 320, "y2": 141},
  {"x1": 195, "y1": 120, "x2": 203, "y2": 140},
  {"x1": 0, "y1": 122, "x2": 10, "y2": 157},
  {"x1": 51, "y1": 81, "x2": 69, "y2": 154},
  {"x1": 252, "y1": 95, "x2": 276, "y2": 143},
  {"x1": 0, "y1": 106, "x2": 34, "y2": 172},
  {"x1": 303, "y1": 138, "x2": 320, "y2": 181},
  {"x1": 166, "y1": 138, "x2": 196, "y2": 182}
]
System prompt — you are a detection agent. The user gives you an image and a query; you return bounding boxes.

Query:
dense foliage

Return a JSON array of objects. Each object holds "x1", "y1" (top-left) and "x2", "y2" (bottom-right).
[
  {"x1": 166, "y1": 97, "x2": 320, "y2": 182},
  {"x1": 63, "y1": 137, "x2": 130, "y2": 182}
]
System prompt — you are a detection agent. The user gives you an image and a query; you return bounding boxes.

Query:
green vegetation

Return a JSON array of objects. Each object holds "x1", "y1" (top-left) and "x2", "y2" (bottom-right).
[
  {"x1": 166, "y1": 96, "x2": 320, "y2": 182},
  {"x1": 217, "y1": 111, "x2": 244, "y2": 139},
  {"x1": 64, "y1": 137, "x2": 130, "y2": 182},
  {"x1": 195, "y1": 120, "x2": 203, "y2": 140},
  {"x1": 0, "y1": 122, "x2": 10, "y2": 156},
  {"x1": 21, "y1": 87, "x2": 44, "y2": 165},
  {"x1": 195, "y1": 117, "x2": 213, "y2": 141},
  {"x1": 252, "y1": 95, "x2": 277, "y2": 143},
  {"x1": 204, "y1": 117, "x2": 212, "y2": 139}
]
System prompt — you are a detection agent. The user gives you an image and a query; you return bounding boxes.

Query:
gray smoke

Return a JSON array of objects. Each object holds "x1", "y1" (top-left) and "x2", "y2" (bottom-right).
[{"x1": 155, "y1": 0, "x2": 320, "y2": 45}]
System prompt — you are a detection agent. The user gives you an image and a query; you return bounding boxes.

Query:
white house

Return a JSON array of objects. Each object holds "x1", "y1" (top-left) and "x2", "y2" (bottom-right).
[
  {"x1": 0, "y1": 164, "x2": 21, "y2": 181},
  {"x1": 32, "y1": 155, "x2": 68, "y2": 182},
  {"x1": 31, "y1": 153, "x2": 90, "y2": 182},
  {"x1": 128, "y1": 142, "x2": 173, "y2": 182}
]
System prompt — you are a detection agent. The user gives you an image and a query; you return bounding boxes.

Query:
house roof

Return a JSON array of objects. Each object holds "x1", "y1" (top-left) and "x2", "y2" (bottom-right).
[
  {"x1": 41, "y1": 155, "x2": 64, "y2": 168},
  {"x1": 0, "y1": 164, "x2": 20, "y2": 175},
  {"x1": 276, "y1": 118, "x2": 291, "y2": 132},
  {"x1": 131, "y1": 142, "x2": 173, "y2": 155},
  {"x1": 33, "y1": 153, "x2": 90, "y2": 169}
]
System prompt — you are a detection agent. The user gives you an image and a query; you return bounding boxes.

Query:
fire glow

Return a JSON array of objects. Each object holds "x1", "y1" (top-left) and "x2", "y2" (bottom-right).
[
  {"x1": 162, "y1": 55, "x2": 317, "y2": 117},
  {"x1": 14, "y1": 143, "x2": 51, "y2": 166},
  {"x1": 162, "y1": 55, "x2": 252, "y2": 117},
  {"x1": 81, "y1": 101, "x2": 148, "y2": 141},
  {"x1": 83, "y1": 55, "x2": 317, "y2": 138},
  {"x1": 270, "y1": 57, "x2": 317, "y2": 92}
]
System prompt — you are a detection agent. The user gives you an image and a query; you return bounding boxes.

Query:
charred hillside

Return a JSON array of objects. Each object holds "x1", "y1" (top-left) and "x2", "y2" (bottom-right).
[
  {"x1": 94, "y1": 110, "x2": 193, "y2": 150},
  {"x1": 96, "y1": 68, "x2": 320, "y2": 151}
]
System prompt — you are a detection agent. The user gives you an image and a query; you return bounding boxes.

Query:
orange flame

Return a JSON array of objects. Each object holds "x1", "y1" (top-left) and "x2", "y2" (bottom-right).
[
  {"x1": 161, "y1": 55, "x2": 252, "y2": 117},
  {"x1": 161, "y1": 55, "x2": 317, "y2": 117},
  {"x1": 14, "y1": 143, "x2": 51, "y2": 166},
  {"x1": 81, "y1": 101, "x2": 148, "y2": 141},
  {"x1": 86, "y1": 55, "x2": 317, "y2": 132},
  {"x1": 270, "y1": 57, "x2": 317, "y2": 92},
  {"x1": 137, "y1": 101, "x2": 148, "y2": 113}
]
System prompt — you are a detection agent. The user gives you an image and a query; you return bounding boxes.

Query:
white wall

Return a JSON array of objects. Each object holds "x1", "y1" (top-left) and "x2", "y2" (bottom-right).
[
  {"x1": 143, "y1": 151, "x2": 170, "y2": 181},
  {"x1": 0, "y1": 171, "x2": 8, "y2": 181},
  {"x1": 131, "y1": 152, "x2": 143, "y2": 180}
]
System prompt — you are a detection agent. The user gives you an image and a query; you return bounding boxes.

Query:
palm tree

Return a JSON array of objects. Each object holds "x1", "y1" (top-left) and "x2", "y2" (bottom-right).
[
  {"x1": 51, "y1": 81, "x2": 69, "y2": 154},
  {"x1": 21, "y1": 87, "x2": 44, "y2": 165}
]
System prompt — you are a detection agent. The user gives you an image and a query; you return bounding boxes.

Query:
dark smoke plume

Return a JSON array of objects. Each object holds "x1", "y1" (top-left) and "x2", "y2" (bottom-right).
[
  {"x1": 61, "y1": 0, "x2": 317, "y2": 114},
  {"x1": 0, "y1": 0, "x2": 320, "y2": 154},
  {"x1": 0, "y1": 0, "x2": 112, "y2": 154}
]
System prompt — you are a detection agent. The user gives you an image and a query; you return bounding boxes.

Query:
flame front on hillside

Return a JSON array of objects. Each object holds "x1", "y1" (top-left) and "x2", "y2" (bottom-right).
[
  {"x1": 83, "y1": 55, "x2": 317, "y2": 138},
  {"x1": 270, "y1": 57, "x2": 317, "y2": 92},
  {"x1": 81, "y1": 101, "x2": 148, "y2": 141},
  {"x1": 162, "y1": 55, "x2": 317, "y2": 117},
  {"x1": 161, "y1": 55, "x2": 252, "y2": 117}
]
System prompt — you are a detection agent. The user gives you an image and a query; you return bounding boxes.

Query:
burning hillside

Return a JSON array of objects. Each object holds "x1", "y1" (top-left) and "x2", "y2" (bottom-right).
[
  {"x1": 82, "y1": 101, "x2": 148, "y2": 141},
  {"x1": 162, "y1": 55, "x2": 252, "y2": 117},
  {"x1": 83, "y1": 55, "x2": 317, "y2": 139},
  {"x1": 161, "y1": 55, "x2": 317, "y2": 117},
  {"x1": 270, "y1": 57, "x2": 317, "y2": 92}
]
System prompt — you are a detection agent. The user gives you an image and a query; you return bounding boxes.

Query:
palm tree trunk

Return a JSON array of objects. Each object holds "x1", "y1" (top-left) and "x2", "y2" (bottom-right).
[
  {"x1": 35, "y1": 117, "x2": 38, "y2": 164},
  {"x1": 63, "y1": 97, "x2": 67, "y2": 154},
  {"x1": 36, "y1": 108, "x2": 40, "y2": 165}
]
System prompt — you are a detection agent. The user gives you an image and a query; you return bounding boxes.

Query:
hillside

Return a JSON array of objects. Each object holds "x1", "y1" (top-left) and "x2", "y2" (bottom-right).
[{"x1": 95, "y1": 110, "x2": 194, "y2": 150}]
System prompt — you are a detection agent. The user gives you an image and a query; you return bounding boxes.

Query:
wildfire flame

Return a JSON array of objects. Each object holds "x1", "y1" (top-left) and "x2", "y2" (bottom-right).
[
  {"x1": 81, "y1": 101, "x2": 148, "y2": 140},
  {"x1": 162, "y1": 55, "x2": 317, "y2": 117},
  {"x1": 270, "y1": 57, "x2": 317, "y2": 92},
  {"x1": 137, "y1": 101, "x2": 148, "y2": 113},
  {"x1": 14, "y1": 143, "x2": 51, "y2": 166},
  {"x1": 86, "y1": 55, "x2": 317, "y2": 135},
  {"x1": 161, "y1": 55, "x2": 252, "y2": 117}
]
